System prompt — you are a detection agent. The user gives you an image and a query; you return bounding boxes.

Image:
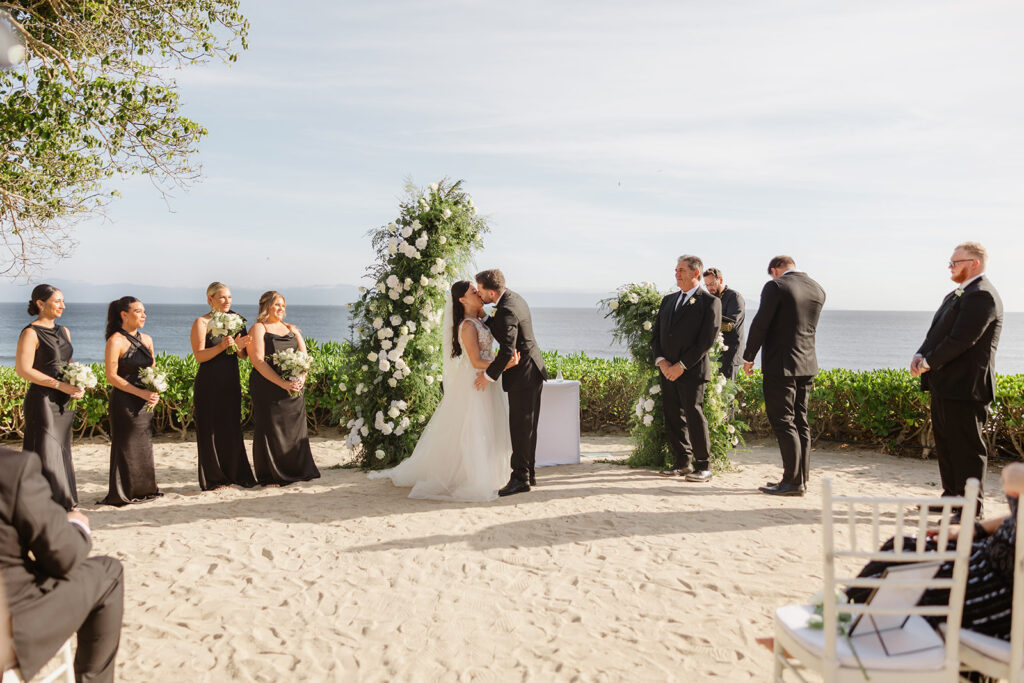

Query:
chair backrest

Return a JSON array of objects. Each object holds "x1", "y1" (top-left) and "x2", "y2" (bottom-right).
[
  {"x1": 821, "y1": 477, "x2": 979, "y2": 675},
  {"x1": 1009, "y1": 495, "x2": 1024, "y2": 680}
]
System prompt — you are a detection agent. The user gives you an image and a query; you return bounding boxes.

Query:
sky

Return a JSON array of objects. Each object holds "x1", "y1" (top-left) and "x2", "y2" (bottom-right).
[{"x1": 7, "y1": 0, "x2": 1024, "y2": 309}]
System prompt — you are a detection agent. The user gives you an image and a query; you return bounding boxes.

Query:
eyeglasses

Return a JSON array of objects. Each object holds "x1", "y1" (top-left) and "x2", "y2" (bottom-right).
[{"x1": 947, "y1": 259, "x2": 974, "y2": 268}]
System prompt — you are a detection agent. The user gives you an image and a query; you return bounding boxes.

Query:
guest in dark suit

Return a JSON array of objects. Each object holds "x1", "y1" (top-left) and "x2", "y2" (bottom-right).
[
  {"x1": 473, "y1": 269, "x2": 547, "y2": 496},
  {"x1": 651, "y1": 255, "x2": 722, "y2": 482},
  {"x1": 703, "y1": 268, "x2": 745, "y2": 379},
  {"x1": 911, "y1": 241, "x2": 1002, "y2": 517},
  {"x1": 742, "y1": 256, "x2": 826, "y2": 497},
  {"x1": 0, "y1": 447, "x2": 124, "y2": 682}
]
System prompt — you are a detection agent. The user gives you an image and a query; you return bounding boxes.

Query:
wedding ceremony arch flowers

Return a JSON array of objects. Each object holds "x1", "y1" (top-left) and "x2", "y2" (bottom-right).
[
  {"x1": 602, "y1": 282, "x2": 745, "y2": 470},
  {"x1": 345, "y1": 179, "x2": 489, "y2": 468}
]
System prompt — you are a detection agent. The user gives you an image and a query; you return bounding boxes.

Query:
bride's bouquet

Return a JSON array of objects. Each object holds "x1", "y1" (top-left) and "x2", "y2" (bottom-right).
[
  {"x1": 61, "y1": 361, "x2": 98, "y2": 390},
  {"x1": 137, "y1": 366, "x2": 168, "y2": 412},
  {"x1": 270, "y1": 348, "x2": 313, "y2": 396},
  {"x1": 208, "y1": 311, "x2": 246, "y2": 354}
]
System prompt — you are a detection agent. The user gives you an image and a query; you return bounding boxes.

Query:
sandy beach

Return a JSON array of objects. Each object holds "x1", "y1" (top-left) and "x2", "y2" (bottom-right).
[{"x1": 45, "y1": 434, "x2": 1008, "y2": 681}]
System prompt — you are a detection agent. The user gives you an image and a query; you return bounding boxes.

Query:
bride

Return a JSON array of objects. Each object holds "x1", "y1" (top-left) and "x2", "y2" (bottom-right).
[{"x1": 368, "y1": 280, "x2": 518, "y2": 502}]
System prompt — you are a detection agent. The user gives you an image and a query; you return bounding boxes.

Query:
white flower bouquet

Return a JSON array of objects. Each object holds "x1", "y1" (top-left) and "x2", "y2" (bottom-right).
[
  {"x1": 61, "y1": 362, "x2": 98, "y2": 390},
  {"x1": 271, "y1": 348, "x2": 314, "y2": 396},
  {"x1": 138, "y1": 366, "x2": 168, "y2": 412},
  {"x1": 208, "y1": 311, "x2": 245, "y2": 354}
]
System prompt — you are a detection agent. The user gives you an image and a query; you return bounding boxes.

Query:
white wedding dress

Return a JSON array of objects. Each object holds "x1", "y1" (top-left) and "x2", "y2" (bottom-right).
[{"x1": 368, "y1": 315, "x2": 511, "y2": 502}]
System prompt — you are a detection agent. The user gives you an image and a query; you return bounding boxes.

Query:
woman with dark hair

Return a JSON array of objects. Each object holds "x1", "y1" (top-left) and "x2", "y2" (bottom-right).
[
  {"x1": 15, "y1": 284, "x2": 84, "y2": 510},
  {"x1": 99, "y1": 297, "x2": 162, "y2": 506},
  {"x1": 248, "y1": 290, "x2": 319, "y2": 486},
  {"x1": 368, "y1": 281, "x2": 519, "y2": 501},
  {"x1": 190, "y1": 282, "x2": 256, "y2": 490}
]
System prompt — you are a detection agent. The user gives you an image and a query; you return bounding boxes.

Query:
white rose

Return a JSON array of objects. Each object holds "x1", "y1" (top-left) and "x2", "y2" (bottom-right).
[
  {"x1": 732, "y1": 437, "x2": 739, "y2": 446},
  {"x1": 361, "y1": 364, "x2": 368, "y2": 371},
  {"x1": 367, "y1": 352, "x2": 378, "y2": 362},
  {"x1": 644, "y1": 399, "x2": 655, "y2": 412},
  {"x1": 375, "y1": 449, "x2": 385, "y2": 459},
  {"x1": 649, "y1": 385, "x2": 661, "y2": 394},
  {"x1": 439, "y1": 236, "x2": 447, "y2": 244},
  {"x1": 387, "y1": 238, "x2": 397, "y2": 255},
  {"x1": 426, "y1": 376, "x2": 434, "y2": 385},
  {"x1": 380, "y1": 339, "x2": 393, "y2": 350},
  {"x1": 388, "y1": 290, "x2": 400, "y2": 300},
  {"x1": 408, "y1": 322, "x2": 417, "y2": 332},
  {"x1": 383, "y1": 328, "x2": 394, "y2": 338},
  {"x1": 609, "y1": 301, "x2": 619, "y2": 310},
  {"x1": 401, "y1": 225, "x2": 413, "y2": 238},
  {"x1": 399, "y1": 325, "x2": 409, "y2": 335},
  {"x1": 429, "y1": 182, "x2": 439, "y2": 191},
  {"x1": 635, "y1": 403, "x2": 643, "y2": 417},
  {"x1": 338, "y1": 382, "x2": 347, "y2": 391},
  {"x1": 387, "y1": 349, "x2": 400, "y2": 361},
  {"x1": 401, "y1": 295, "x2": 412, "y2": 304},
  {"x1": 389, "y1": 315, "x2": 401, "y2": 326},
  {"x1": 411, "y1": 220, "x2": 421, "y2": 230},
  {"x1": 415, "y1": 236, "x2": 428, "y2": 250},
  {"x1": 388, "y1": 378, "x2": 397, "y2": 387},
  {"x1": 358, "y1": 286, "x2": 366, "y2": 294},
  {"x1": 387, "y1": 223, "x2": 397, "y2": 233},
  {"x1": 727, "y1": 425, "x2": 735, "y2": 434},
  {"x1": 381, "y1": 423, "x2": 394, "y2": 435},
  {"x1": 386, "y1": 274, "x2": 399, "y2": 288},
  {"x1": 403, "y1": 278, "x2": 412, "y2": 290},
  {"x1": 379, "y1": 359, "x2": 391, "y2": 372},
  {"x1": 388, "y1": 407, "x2": 400, "y2": 418},
  {"x1": 642, "y1": 414, "x2": 654, "y2": 426},
  {"x1": 376, "y1": 283, "x2": 386, "y2": 293},
  {"x1": 628, "y1": 293, "x2": 639, "y2": 303},
  {"x1": 360, "y1": 426, "x2": 369, "y2": 436},
  {"x1": 442, "y1": 208, "x2": 452, "y2": 219},
  {"x1": 643, "y1": 321, "x2": 652, "y2": 331}
]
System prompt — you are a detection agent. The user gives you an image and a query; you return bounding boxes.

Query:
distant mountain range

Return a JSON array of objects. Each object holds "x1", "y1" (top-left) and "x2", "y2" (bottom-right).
[{"x1": 0, "y1": 279, "x2": 614, "y2": 308}]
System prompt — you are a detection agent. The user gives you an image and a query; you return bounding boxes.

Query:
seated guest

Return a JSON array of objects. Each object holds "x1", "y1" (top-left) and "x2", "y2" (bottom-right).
[
  {"x1": 849, "y1": 462, "x2": 1024, "y2": 641},
  {"x1": 0, "y1": 446, "x2": 124, "y2": 682}
]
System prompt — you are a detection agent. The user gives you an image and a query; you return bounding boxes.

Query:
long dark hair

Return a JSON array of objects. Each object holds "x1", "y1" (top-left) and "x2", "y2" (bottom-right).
[
  {"x1": 450, "y1": 281, "x2": 470, "y2": 358},
  {"x1": 27, "y1": 284, "x2": 59, "y2": 316},
  {"x1": 105, "y1": 296, "x2": 140, "y2": 339}
]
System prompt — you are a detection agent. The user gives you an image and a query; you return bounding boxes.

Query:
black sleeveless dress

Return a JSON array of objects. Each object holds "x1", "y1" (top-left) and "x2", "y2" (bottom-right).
[
  {"x1": 21, "y1": 323, "x2": 78, "y2": 510},
  {"x1": 194, "y1": 315, "x2": 256, "y2": 490},
  {"x1": 99, "y1": 330, "x2": 162, "y2": 506},
  {"x1": 249, "y1": 331, "x2": 319, "y2": 485}
]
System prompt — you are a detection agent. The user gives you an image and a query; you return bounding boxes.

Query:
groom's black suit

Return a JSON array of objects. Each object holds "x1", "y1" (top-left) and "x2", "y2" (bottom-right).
[
  {"x1": 742, "y1": 271, "x2": 826, "y2": 488},
  {"x1": 484, "y1": 289, "x2": 547, "y2": 483},
  {"x1": 917, "y1": 275, "x2": 1002, "y2": 509},
  {"x1": 651, "y1": 288, "x2": 722, "y2": 472}
]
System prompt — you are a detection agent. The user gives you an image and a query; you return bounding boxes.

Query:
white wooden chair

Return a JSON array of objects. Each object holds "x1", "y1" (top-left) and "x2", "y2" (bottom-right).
[
  {"x1": 772, "y1": 477, "x2": 979, "y2": 682},
  {"x1": 2, "y1": 574, "x2": 74, "y2": 683},
  {"x1": 954, "y1": 492, "x2": 1024, "y2": 682}
]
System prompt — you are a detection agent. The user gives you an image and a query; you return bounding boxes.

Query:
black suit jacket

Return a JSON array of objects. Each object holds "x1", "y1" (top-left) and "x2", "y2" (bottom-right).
[
  {"x1": 650, "y1": 288, "x2": 722, "y2": 382},
  {"x1": 742, "y1": 272, "x2": 826, "y2": 376},
  {"x1": 918, "y1": 276, "x2": 1002, "y2": 403},
  {"x1": 484, "y1": 289, "x2": 547, "y2": 391},
  {"x1": 719, "y1": 286, "x2": 745, "y2": 360}
]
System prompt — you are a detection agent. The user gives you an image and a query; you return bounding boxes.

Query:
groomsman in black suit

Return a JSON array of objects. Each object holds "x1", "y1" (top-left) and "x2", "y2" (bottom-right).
[
  {"x1": 703, "y1": 267, "x2": 745, "y2": 379},
  {"x1": 651, "y1": 255, "x2": 722, "y2": 482},
  {"x1": 911, "y1": 242, "x2": 1002, "y2": 517},
  {"x1": 0, "y1": 447, "x2": 124, "y2": 682},
  {"x1": 742, "y1": 256, "x2": 826, "y2": 497},
  {"x1": 474, "y1": 269, "x2": 547, "y2": 496}
]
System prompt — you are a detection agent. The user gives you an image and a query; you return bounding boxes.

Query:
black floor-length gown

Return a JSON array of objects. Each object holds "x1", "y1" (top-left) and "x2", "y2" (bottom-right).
[
  {"x1": 21, "y1": 323, "x2": 78, "y2": 510},
  {"x1": 194, "y1": 319, "x2": 256, "y2": 489},
  {"x1": 250, "y1": 330, "x2": 319, "y2": 485},
  {"x1": 99, "y1": 330, "x2": 162, "y2": 506}
]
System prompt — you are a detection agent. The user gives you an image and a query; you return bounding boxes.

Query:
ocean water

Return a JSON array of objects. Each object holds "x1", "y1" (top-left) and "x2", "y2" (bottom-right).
[{"x1": 1, "y1": 303, "x2": 1023, "y2": 373}]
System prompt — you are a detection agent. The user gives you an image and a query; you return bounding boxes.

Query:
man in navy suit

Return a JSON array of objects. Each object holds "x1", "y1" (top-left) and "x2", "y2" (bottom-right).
[
  {"x1": 912, "y1": 242, "x2": 1002, "y2": 518},
  {"x1": 651, "y1": 255, "x2": 722, "y2": 482}
]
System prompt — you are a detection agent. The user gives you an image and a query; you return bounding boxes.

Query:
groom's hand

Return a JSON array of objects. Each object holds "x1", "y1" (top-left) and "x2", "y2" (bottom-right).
[
  {"x1": 473, "y1": 371, "x2": 489, "y2": 391},
  {"x1": 743, "y1": 361, "x2": 755, "y2": 376}
]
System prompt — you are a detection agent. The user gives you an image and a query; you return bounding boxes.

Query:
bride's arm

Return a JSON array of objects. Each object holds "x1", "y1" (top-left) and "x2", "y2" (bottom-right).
[{"x1": 460, "y1": 323, "x2": 519, "y2": 371}]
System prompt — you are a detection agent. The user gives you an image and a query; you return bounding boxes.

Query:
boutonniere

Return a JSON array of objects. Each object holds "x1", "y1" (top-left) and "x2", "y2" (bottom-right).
[
  {"x1": 688, "y1": 296, "x2": 697, "y2": 306},
  {"x1": 954, "y1": 288, "x2": 965, "y2": 298}
]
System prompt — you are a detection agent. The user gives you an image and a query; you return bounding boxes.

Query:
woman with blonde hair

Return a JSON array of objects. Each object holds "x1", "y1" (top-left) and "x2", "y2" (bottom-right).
[
  {"x1": 190, "y1": 282, "x2": 256, "y2": 490},
  {"x1": 15, "y1": 284, "x2": 84, "y2": 510},
  {"x1": 247, "y1": 291, "x2": 319, "y2": 485}
]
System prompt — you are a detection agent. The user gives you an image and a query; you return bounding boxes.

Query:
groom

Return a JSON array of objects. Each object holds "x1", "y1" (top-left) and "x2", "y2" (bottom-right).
[{"x1": 473, "y1": 269, "x2": 547, "y2": 496}]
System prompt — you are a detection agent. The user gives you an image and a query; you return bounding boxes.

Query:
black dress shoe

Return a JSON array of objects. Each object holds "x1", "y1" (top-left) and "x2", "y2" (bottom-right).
[
  {"x1": 685, "y1": 470, "x2": 712, "y2": 483},
  {"x1": 498, "y1": 478, "x2": 531, "y2": 497},
  {"x1": 657, "y1": 466, "x2": 693, "y2": 477},
  {"x1": 760, "y1": 482, "x2": 805, "y2": 497}
]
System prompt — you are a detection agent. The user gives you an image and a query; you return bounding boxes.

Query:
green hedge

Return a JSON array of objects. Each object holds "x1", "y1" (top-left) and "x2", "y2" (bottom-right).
[{"x1": 4, "y1": 348, "x2": 1024, "y2": 462}]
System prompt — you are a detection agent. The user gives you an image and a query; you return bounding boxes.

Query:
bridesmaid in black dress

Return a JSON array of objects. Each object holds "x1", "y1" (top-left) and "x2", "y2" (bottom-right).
[
  {"x1": 99, "y1": 297, "x2": 163, "y2": 506},
  {"x1": 15, "y1": 284, "x2": 85, "y2": 510},
  {"x1": 190, "y1": 282, "x2": 256, "y2": 490},
  {"x1": 248, "y1": 290, "x2": 320, "y2": 486}
]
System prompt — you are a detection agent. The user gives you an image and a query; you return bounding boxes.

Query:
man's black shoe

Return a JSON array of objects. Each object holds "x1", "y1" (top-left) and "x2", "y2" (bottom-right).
[
  {"x1": 760, "y1": 482, "x2": 805, "y2": 497},
  {"x1": 657, "y1": 466, "x2": 693, "y2": 477},
  {"x1": 685, "y1": 470, "x2": 712, "y2": 483},
  {"x1": 498, "y1": 478, "x2": 531, "y2": 497}
]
